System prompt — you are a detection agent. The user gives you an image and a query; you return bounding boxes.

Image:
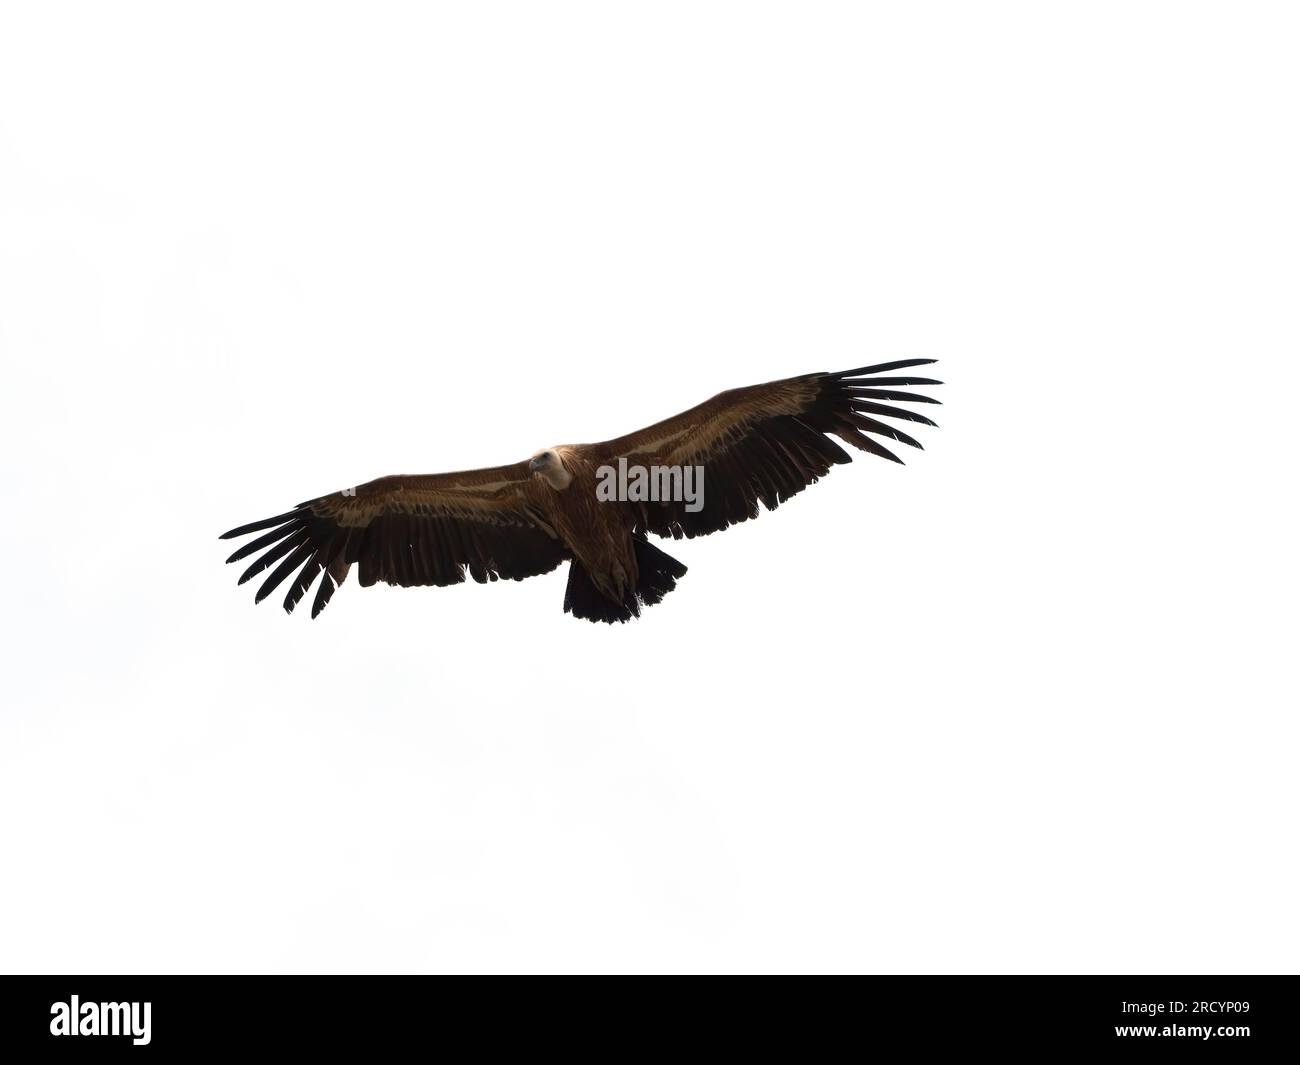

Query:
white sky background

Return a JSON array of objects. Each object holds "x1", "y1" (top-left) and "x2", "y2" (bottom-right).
[{"x1": 0, "y1": 2, "x2": 1296, "y2": 975}]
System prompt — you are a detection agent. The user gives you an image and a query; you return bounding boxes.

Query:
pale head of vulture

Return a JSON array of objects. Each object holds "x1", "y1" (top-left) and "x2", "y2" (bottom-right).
[{"x1": 529, "y1": 448, "x2": 573, "y2": 490}]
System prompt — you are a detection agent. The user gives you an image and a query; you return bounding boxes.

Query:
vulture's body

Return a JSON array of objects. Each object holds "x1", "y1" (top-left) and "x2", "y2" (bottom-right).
[{"x1": 220, "y1": 360, "x2": 941, "y2": 623}]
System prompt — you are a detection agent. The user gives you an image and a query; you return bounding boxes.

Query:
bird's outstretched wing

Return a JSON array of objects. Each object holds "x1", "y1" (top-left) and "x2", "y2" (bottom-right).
[
  {"x1": 219, "y1": 464, "x2": 567, "y2": 617},
  {"x1": 590, "y1": 359, "x2": 941, "y2": 539}
]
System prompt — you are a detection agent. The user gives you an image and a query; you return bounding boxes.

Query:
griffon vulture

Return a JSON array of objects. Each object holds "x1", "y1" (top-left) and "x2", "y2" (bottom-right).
[{"x1": 219, "y1": 359, "x2": 941, "y2": 623}]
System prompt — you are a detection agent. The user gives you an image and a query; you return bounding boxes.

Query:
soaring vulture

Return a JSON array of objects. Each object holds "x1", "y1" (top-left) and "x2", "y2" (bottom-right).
[{"x1": 220, "y1": 359, "x2": 941, "y2": 623}]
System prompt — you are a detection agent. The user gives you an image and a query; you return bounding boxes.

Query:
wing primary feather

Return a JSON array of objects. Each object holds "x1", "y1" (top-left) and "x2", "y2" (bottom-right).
[
  {"x1": 848, "y1": 399, "x2": 938, "y2": 426},
  {"x1": 834, "y1": 358, "x2": 936, "y2": 377},
  {"x1": 841, "y1": 387, "x2": 942, "y2": 405},
  {"x1": 219, "y1": 509, "x2": 302, "y2": 540},
  {"x1": 311, "y1": 570, "x2": 338, "y2": 618},
  {"x1": 237, "y1": 529, "x2": 309, "y2": 585},
  {"x1": 833, "y1": 429, "x2": 904, "y2": 464},
  {"x1": 842, "y1": 411, "x2": 924, "y2": 449},
  {"x1": 225, "y1": 523, "x2": 299, "y2": 564},
  {"x1": 255, "y1": 542, "x2": 314, "y2": 604},
  {"x1": 838, "y1": 374, "x2": 943, "y2": 387},
  {"x1": 283, "y1": 556, "x2": 324, "y2": 614}
]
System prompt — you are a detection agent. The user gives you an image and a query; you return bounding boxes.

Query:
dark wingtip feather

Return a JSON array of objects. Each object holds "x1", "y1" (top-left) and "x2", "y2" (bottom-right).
[
  {"x1": 310, "y1": 572, "x2": 338, "y2": 619},
  {"x1": 236, "y1": 530, "x2": 308, "y2": 585},
  {"x1": 224, "y1": 523, "x2": 299, "y2": 564},
  {"x1": 846, "y1": 413, "x2": 925, "y2": 449},
  {"x1": 835, "y1": 358, "x2": 937, "y2": 378},
  {"x1": 254, "y1": 542, "x2": 314, "y2": 605},
  {"x1": 219, "y1": 509, "x2": 301, "y2": 540},
  {"x1": 841, "y1": 374, "x2": 943, "y2": 387},
  {"x1": 282, "y1": 557, "x2": 323, "y2": 615},
  {"x1": 842, "y1": 387, "x2": 943, "y2": 405},
  {"x1": 852, "y1": 434, "x2": 904, "y2": 465},
  {"x1": 850, "y1": 400, "x2": 939, "y2": 427}
]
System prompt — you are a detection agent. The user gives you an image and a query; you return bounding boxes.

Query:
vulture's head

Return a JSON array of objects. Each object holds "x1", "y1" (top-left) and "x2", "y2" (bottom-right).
[{"x1": 529, "y1": 448, "x2": 572, "y2": 490}]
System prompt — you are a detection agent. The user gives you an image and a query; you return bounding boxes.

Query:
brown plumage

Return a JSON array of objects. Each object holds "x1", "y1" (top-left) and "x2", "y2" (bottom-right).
[{"x1": 219, "y1": 359, "x2": 941, "y2": 623}]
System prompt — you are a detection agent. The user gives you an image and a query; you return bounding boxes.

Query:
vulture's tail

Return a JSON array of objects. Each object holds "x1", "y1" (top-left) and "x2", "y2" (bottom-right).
[{"x1": 563, "y1": 538, "x2": 688, "y2": 624}]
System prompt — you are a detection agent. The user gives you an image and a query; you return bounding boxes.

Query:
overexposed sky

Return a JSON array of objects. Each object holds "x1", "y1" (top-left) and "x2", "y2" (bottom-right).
[{"x1": 1, "y1": 2, "x2": 1297, "y2": 974}]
